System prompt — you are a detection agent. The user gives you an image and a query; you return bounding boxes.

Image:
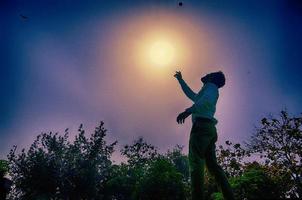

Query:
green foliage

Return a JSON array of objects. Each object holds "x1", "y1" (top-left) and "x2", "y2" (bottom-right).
[
  {"x1": 246, "y1": 110, "x2": 302, "y2": 198},
  {"x1": 212, "y1": 192, "x2": 223, "y2": 200},
  {"x1": 105, "y1": 163, "x2": 139, "y2": 200},
  {"x1": 107, "y1": 139, "x2": 189, "y2": 200},
  {"x1": 137, "y1": 158, "x2": 187, "y2": 200},
  {"x1": 166, "y1": 145, "x2": 190, "y2": 182},
  {"x1": 121, "y1": 137, "x2": 159, "y2": 168},
  {"x1": 0, "y1": 159, "x2": 11, "y2": 200},
  {"x1": 204, "y1": 169, "x2": 220, "y2": 200},
  {"x1": 106, "y1": 137, "x2": 159, "y2": 200},
  {"x1": 7, "y1": 122, "x2": 117, "y2": 200},
  {"x1": 0, "y1": 160, "x2": 9, "y2": 177},
  {"x1": 230, "y1": 162, "x2": 282, "y2": 200},
  {"x1": 216, "y1": 140, "x2": 248, "y2": 177},
  {"x1": 4, "y1": 110, "x2": 301, "y2": 199}
]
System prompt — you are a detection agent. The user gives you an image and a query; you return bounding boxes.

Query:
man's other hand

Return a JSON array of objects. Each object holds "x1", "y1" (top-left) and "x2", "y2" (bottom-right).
[
  {"x1": 177, "y1": 111, "x2": 190, "y2": 124},
  {"x1": 174, "y1": 71, "x2": 182, "y2": 80}
]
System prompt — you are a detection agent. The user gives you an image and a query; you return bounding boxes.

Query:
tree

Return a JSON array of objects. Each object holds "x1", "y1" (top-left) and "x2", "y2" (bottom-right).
[
  {"x1": 216, "y1": 140, "x2": 248, "y2": 177},
  {"x1": 230, "y1": 161, "x2": 284, "y2": 200},
  {"x1": 0, "y1": 159, "x2": 12, "y2": 200},
  {"x1": 203, "y1": 141, "x2": 248, "y2": 199},
  {"x1": 137, "y1": 158, "x2": 187, "y2": 200},
  {"x1": 7, "y1": 121, "x2": 117, "y2": 200},
  {"x1": 107, "y1": 139, "x2": 191, "y2": 200},
  {"x1": 6, "y1": 110, "x2": 301, "y2": 199},
  {"x1": 120, "y1": 137, "x2": 159, "y2": 168},
  {"x1": 246, "y1": 110, "x2": 302, "y2": 198},
  {"x1": 105, "y1": 163, "x2": 139, "y2": 200},
  {"x1": 0, "y1": 160, "x2": 9, "y2": 177},
  {"x1": 213, "y1": 161, "x2": 286, "y2": 200},
  {"x1": 166, "y1": 145, "x2": 190, "y2": 182},
  {"x1": 106, "y1": 137, "x2": 159, "y2": 200}
]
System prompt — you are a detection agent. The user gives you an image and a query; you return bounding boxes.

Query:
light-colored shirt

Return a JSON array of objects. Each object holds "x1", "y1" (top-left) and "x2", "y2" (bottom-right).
[{"x1": 178, "y1": 78, "x2": 219, "y2": 124}]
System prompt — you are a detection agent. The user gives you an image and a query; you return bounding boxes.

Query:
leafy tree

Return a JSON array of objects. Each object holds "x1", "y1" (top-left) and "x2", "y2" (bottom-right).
[
  {"x1": 105, "y1": 163, "x2": 138, "y2": 200},
  {"x1": 246, "y1": 110, "x2": 302, "y2": 198},
  {"x1": 166, "y1": 145, "x2": 190, "y2": 182},
  {"x1": 211, "y1": 192, "x2": 223, "y2": 200},
  {"x1": 0, "y1": 159, "x2": 12, "y2": 200},
  {"x1": 106, "y1": 137, "x2": 159, "y2": 200},
  {"x1": 230, "y1": 161, "x2": 283, "y2": 200},
  {"x1": 5, "y1": 110, "x2": 301, "y2": 199},
  {"x1": 204, "y1": 168, "x2": 220, "y2": 200},
  {"x1": 216, "y1": 140, "x2": 248, "y2": 177},
  {"x1": 7, "y1": 121, "x2": 117, "y2": 200},
  {"x1": 0, "y1": 160, "x2": 9, "y2": 178},
  {"x1": 201, "y1": 141, "x2": 247, "y2": 200},
  {"x1": 213, "y1": 162, "x2": 285, "y2": 200},
  {"x1": 108, "y1": 139, "x2": 190, "y2": 200},
  {"x1": 121, "y1": 137, "x2": 159, "y2": 168},
  {"x1": 137, "y1": 158, "x2": 187, "y2": 200}
]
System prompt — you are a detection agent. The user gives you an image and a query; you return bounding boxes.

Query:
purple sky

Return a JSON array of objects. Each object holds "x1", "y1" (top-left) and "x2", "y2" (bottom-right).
[{"x1": 1, "y1": 0, "x2": 301, "y2": 161}]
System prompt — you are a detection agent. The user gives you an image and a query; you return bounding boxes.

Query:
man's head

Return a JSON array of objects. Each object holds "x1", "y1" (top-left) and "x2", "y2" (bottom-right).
[{"x1": 201, "y1": 71, "x2": 225, "y2": 88}]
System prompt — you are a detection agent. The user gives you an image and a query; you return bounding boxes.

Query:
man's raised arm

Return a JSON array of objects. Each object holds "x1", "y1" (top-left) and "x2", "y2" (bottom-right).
[{"x1": 174, "y1": 71, "x2": 196, "y2": 101}]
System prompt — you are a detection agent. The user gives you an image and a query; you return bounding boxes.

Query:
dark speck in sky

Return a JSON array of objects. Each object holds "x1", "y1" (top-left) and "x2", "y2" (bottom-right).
[{"x1": 19, "y1": 14, "x2": 29, "y2": 20}]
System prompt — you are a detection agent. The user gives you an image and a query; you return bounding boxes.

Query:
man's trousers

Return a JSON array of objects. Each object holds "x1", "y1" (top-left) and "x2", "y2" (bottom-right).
[{"x1": 189, "y1": 118, "x2": 235, "y2": 200}]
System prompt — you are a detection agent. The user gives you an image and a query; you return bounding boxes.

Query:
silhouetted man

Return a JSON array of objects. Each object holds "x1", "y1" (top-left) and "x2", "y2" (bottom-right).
[{"x1": 174, "y1": 71, "x2": 235, "y2": 200}]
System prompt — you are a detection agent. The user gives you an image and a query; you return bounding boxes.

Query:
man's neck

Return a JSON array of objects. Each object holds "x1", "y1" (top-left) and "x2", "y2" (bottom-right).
[{"x1": 205, "y1": 82, "x2": 218, "y2": 88}]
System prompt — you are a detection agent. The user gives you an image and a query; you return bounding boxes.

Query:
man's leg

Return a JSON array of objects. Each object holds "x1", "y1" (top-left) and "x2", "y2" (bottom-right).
[
  {"x1": 189, "y1": 123, "x2": 216, "y2": 200},
  {"x1": 189, "y1": 150, "x2": 205, "y2": 200},
  {"x1": 205, "y1": 141, "x2": 235, "y2": 200}
]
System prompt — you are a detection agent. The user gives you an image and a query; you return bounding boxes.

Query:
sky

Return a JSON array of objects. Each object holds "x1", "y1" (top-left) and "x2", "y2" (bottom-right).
[{"x1": 1, "y1": 0, "x2": 302, "y2": 161}]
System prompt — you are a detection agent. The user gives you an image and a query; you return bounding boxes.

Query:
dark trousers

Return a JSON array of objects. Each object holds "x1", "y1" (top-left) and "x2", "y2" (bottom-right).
[{"x1": 189, "y1": 118, "x2": 235, "y2": 200}]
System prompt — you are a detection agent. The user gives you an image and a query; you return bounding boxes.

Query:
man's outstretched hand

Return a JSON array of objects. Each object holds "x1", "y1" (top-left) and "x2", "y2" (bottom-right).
[
  {"x1": 174, "y1": 71, "x2": 182, "y2": 80},
  {"x1": 177, "y1": 110, "x2": 191, "y2": 124}
]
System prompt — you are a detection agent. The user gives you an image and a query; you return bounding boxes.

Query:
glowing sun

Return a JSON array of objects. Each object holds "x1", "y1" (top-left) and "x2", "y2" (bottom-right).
[{"x1": 148, "y1": 40, "x2": 175, "y2": 67}]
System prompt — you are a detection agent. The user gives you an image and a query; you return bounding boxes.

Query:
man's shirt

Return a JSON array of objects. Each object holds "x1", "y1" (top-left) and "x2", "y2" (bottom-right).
[{"x1": 178, "y1": 78, "x2": 219, "y2": 124}]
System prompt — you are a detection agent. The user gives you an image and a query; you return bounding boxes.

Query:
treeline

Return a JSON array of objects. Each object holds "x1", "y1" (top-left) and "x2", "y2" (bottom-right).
[{"x1": 0, "y1": 110, "x2": 301, "y2": 199}]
